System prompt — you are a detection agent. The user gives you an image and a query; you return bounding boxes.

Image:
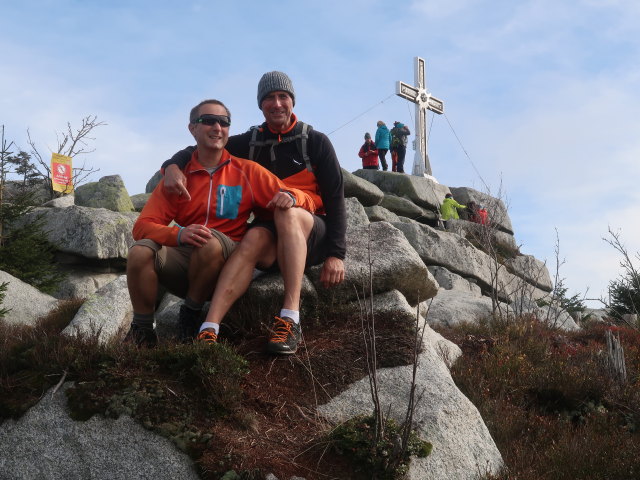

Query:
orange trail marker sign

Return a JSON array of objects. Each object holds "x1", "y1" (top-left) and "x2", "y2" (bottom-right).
[{"x1": 51, "y1": 153, "x2": 73, "y2": 193}]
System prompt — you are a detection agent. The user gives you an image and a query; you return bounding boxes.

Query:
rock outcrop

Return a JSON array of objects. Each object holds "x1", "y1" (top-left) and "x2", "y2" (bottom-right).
[
  {"x1": 74, "y1": 175, "x2": 135, "y2": 213},
  {"x1": 18, "y1": 205, "x2": 136, "y2": 261},
  {"x1": 0, "y1": 270, "x2": 59, "y2": 326},
  {"x1": 0, "y1": 383, "x2": 199, "y2": 480},
  {"x1": 1, "y1": 169, "x2": 580, "y2": 479}
]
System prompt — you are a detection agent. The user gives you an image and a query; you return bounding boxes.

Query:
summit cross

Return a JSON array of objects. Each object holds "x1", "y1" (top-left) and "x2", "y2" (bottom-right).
[{"x1": 395, "y1": 57, "x2": 444, "y2": 177}]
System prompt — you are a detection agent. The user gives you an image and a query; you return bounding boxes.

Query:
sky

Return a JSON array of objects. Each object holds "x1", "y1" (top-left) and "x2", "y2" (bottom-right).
[{"x1": 2, "y1": 0, "x2": 640, "y2": 308}]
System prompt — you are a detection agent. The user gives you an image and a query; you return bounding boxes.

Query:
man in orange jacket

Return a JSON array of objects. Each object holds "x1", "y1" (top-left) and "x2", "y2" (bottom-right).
[
  {"x1": 125, "y1": 99, "x2": 312, "y2": 347},
  {"x1": 161, "y1": 72, "x2": 346, "y2": 355}
]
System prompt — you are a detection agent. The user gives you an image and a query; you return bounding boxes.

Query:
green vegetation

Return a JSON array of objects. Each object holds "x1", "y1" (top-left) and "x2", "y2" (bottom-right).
[
  {"x1": 0, "y1": 208, "x2": 66, "y2": 293},
  {"x1": 603, "y1": 227, "x2": 640, "y2": 324},
  {"x1": 0, "y1": 127, "x2": 65, "y2": 293},
  {"x1": 437, "y1": 316, "x2": 640, "y2": 480},
  {"x1": 537, "y1": 279, "x2": 586, "y2": 315},
  {"x1": 608, "y1": 273, "x2": 640, "y2": 322},
  {"x1": 331, "y1": 415, "x2": 432, "y2": 479},
  {"x1": 0, "y1": 300, "x2": 425, "y2": 478},
  {"x1": 0, "y1": 282, "x2": 8, "y2": 319},
  {"x1": 66, "y1": 342, "x2": 248, "y2": 456},
  {"x1": 0, "y1": 301, "x2": 248, "y2": 459},
  {"x1": 552, "y1": 280, "x2": 586, "y2": 315}
]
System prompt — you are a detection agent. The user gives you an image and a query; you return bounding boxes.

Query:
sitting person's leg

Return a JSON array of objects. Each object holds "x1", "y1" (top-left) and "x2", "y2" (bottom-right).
[
  {"x1": 197, "y1": 226, "x2": 276, "y2": 343},
  {"x1": 178, "y1": 230, "x2": 235, "y2": 341},
  {"x1": 125, "y1": 241, "x2": 162, "y2": 346},
  {"x1": 267, "y1": 207, "x2": 315, "y2": 355},
  {"x1": 275, "y1": 207, "x2": 315, "y2": 313}
]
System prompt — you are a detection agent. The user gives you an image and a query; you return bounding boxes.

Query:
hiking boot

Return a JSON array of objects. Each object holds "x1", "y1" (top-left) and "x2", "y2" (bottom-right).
[
  {"x1": 177, "y1": 304, "x2": 201, "y2": 342},
  {"x1": 124, "y1": 323, "x2": 158, "y2": 348},
  {"x1": 267, "y1": 316, "x2": 301, "y2": 355},
  {"x1": 196, "y1": 328, "x2": 218, "y2": 345}
]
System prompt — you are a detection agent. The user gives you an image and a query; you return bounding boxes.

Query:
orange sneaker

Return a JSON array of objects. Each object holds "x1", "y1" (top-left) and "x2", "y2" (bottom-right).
[
  {"x1": 267, "y1": 316, "x2": 301, "y2": 355},
  {"x1": 196, "y1": 328, "x2": 218, "y2": 344}
]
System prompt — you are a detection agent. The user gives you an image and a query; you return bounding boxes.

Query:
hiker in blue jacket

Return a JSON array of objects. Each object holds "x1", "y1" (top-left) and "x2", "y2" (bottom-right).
[{"x1": 374, "y1": 121, "x2": 391, "y2": 171}]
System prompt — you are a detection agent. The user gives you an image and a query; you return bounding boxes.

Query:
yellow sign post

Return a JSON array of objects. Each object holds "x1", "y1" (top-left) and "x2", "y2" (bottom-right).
[{"x1": 51, "y1": 153, "x2": 73, "y2": 193}]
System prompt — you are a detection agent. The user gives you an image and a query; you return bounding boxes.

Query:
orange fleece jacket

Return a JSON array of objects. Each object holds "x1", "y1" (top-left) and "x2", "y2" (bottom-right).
[{"x1": 133, "y1": 149, "x2": 316, "y2": 245}]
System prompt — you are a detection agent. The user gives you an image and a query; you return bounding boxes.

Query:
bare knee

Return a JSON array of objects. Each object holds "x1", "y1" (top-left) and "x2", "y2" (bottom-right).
[
  {"x1": 243, "y1": 228, "x2": 274, "y2": 254},
  {"x1": 273, "y1": 208, "x2": 313, "y2": 238},
  {"x1": 233, "y1": 227, "x2": 276, "y2": 266},
  {"x1": 273, "y1": 206, "x2": 296, "y2": 226},
  {"x1": 191, "y1": 237, "x2": 225, "y2": 268},
  {"x1": 274, "y1": 208, "x2": 313, "y2": 235},
  {"x1": 127, "y1": 245, "x2": 155, "y2": 274}
]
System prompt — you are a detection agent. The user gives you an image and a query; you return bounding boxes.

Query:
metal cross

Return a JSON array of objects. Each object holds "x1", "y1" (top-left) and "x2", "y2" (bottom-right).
[{"x1": 395, "y1": 57, "x2": 444, "y2": 177}]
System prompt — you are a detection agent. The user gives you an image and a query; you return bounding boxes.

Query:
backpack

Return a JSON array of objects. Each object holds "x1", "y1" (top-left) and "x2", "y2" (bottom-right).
[
  {"x1": 390, "y1": 126, "x2": 406, "y2": 148},
  {"x1": 248, "y1": 122, "x2": 313, "y2": 172}
]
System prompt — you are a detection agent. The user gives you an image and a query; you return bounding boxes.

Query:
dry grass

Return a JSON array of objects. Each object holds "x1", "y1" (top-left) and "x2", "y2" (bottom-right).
[
  {"x1": 0, "y1": 304, "x2": 418, "y2": 479},
  {"x1": 436, "y1": 317, "x2": 640, "y2": 480},
  {"x1": 7, "y1": 301, "x2": 640, "y2": 479}
]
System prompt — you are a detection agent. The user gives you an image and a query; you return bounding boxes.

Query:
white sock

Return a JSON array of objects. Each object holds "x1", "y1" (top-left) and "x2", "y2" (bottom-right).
[
  {"x1": 199, "y1": 322, "x2": 220, "y2": 334},
  {"x1": 280, "y1": 309, "x2": 299, "y2": 324}
]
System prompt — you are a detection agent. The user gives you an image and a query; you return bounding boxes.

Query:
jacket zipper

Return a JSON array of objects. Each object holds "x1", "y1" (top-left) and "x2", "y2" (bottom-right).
[
  {"x1": 219, "y1": 185, "x2": 226, "y2": 217},
  {"x1": 204, "y1": 172, "x2": 214, "y2": 225}
]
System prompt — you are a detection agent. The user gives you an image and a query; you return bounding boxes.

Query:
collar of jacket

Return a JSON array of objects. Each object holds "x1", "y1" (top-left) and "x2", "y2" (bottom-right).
[
  {"x1": 187, "y1": 149, "x2": 232, "y2": 173},
  {"x1": 266, "y1": 113, "x2": 299, "y2": 142}
]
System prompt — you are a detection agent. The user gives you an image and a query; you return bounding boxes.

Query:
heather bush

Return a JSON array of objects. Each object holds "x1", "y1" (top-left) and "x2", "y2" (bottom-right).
[{"x1": 439, "y1": 317, "x2": 640, "y2": 480}]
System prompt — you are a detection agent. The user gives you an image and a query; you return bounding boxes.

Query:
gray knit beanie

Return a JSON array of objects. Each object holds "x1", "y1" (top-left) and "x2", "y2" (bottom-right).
[{"x1": 257, "y1": 71, "x2": 295, "y2": 108}]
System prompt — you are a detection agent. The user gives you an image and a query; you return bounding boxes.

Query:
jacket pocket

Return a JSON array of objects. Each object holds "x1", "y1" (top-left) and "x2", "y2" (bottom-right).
[{"x1": 216, "y1": 184, "x2": 242, "y2": 219}]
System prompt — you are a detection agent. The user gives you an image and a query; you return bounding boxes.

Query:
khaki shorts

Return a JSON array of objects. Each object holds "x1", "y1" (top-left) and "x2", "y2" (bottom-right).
[{"x1": 131, "y1": 229, "x2": 237, "y2": 299}]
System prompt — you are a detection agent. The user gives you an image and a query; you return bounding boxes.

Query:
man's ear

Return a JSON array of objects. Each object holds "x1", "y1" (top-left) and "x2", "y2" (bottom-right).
[{"x1": 188, "y1": 123, "x2": 196, "y2": 137}]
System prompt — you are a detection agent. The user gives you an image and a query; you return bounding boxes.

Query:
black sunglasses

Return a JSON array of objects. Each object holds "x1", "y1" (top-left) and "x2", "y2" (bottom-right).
[{"x1": 193, "y1": 114, "x2": 231, "y2": 127}]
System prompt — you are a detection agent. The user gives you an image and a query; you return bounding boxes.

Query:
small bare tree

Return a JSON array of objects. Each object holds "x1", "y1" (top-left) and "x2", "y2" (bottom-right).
[
  {"x1": 26, "y1": 115, "x2": 105, "y2": 197},
  {"x1": 455, "y1": 180, "x2": 516, "y2": 318},
  {"x1": 358, "y1": 228, "x2": 384, "y2": 442},
  {"x1": 355, "y1": 225, "x2": 430, "y2": 477},
  {"x1": 534, "y1": 228, "x2": 587, "y2": 329}
]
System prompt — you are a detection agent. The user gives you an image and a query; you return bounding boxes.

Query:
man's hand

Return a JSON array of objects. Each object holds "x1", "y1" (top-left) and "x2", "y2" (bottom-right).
[
  {"x1": 164, "y1": 164, "x2": 191, "y2": 201},
  {"x1": 320, "y1": 256, "x2": 345, "y2": 288},
  {"x1": 266, "y1": 191, "x2": 296, "y2": 210},
  {"x1": 180, "y1": 224, "x2": 213, "y2": 247}
]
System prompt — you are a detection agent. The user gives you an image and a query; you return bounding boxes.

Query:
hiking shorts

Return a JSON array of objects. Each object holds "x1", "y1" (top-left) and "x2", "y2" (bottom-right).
[
  {"x1": 249, "y1": 213, "x2": 329, "y2": 270},
  {"x1": 131, "y1": 229, "x2": 237, "y2": 298}
]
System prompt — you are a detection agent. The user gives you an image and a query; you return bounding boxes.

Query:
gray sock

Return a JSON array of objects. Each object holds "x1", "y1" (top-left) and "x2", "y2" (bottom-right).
[{"x1": 132, "y1": 312, "x2": 155, "y2": 328}]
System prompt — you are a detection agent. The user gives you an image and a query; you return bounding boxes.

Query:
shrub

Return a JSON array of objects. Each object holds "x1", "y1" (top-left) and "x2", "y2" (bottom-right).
[
  {"x1": 438, "y1": 317, "x2": 640, "y2": 480},
  {"x1": 330, "y1": 414, "x2": 432, "y2": 479}
]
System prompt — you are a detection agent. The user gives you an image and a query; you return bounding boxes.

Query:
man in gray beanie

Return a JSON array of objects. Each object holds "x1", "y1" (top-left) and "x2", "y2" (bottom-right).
[
  {"x1": 256, "y1": 70, "x2": 295, "y2": 107},
  {"x1": 161, "y1": 71, "x2": 346, "y2": 355}
]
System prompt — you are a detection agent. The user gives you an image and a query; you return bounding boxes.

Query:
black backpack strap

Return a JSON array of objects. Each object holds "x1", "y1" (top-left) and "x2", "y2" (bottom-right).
[
  {"x1": 247, "y1": 122, "x2": 314, "y2": 172},
  {"x1": 298, "y1": 122, "x2": 312, "y2": 172},
  {"x1": 248, "y1": 125, "x2": 261, "y2": 161}
]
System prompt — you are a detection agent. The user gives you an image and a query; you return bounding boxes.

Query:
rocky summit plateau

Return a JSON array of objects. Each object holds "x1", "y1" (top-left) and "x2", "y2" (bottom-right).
[{"x1": 0, "y1": 169, "x2": 596, "y2": 480}]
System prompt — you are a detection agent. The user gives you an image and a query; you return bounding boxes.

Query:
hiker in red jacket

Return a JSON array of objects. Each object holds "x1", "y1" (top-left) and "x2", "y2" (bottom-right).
[{"x1": 358, "y1": 132, "x2": 379, "y2": 170}]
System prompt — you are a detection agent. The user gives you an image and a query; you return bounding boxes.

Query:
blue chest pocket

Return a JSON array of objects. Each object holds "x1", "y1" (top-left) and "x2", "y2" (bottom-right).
[{"x1": 216, "y1": 185, "x2": 242, "y2": 219}]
